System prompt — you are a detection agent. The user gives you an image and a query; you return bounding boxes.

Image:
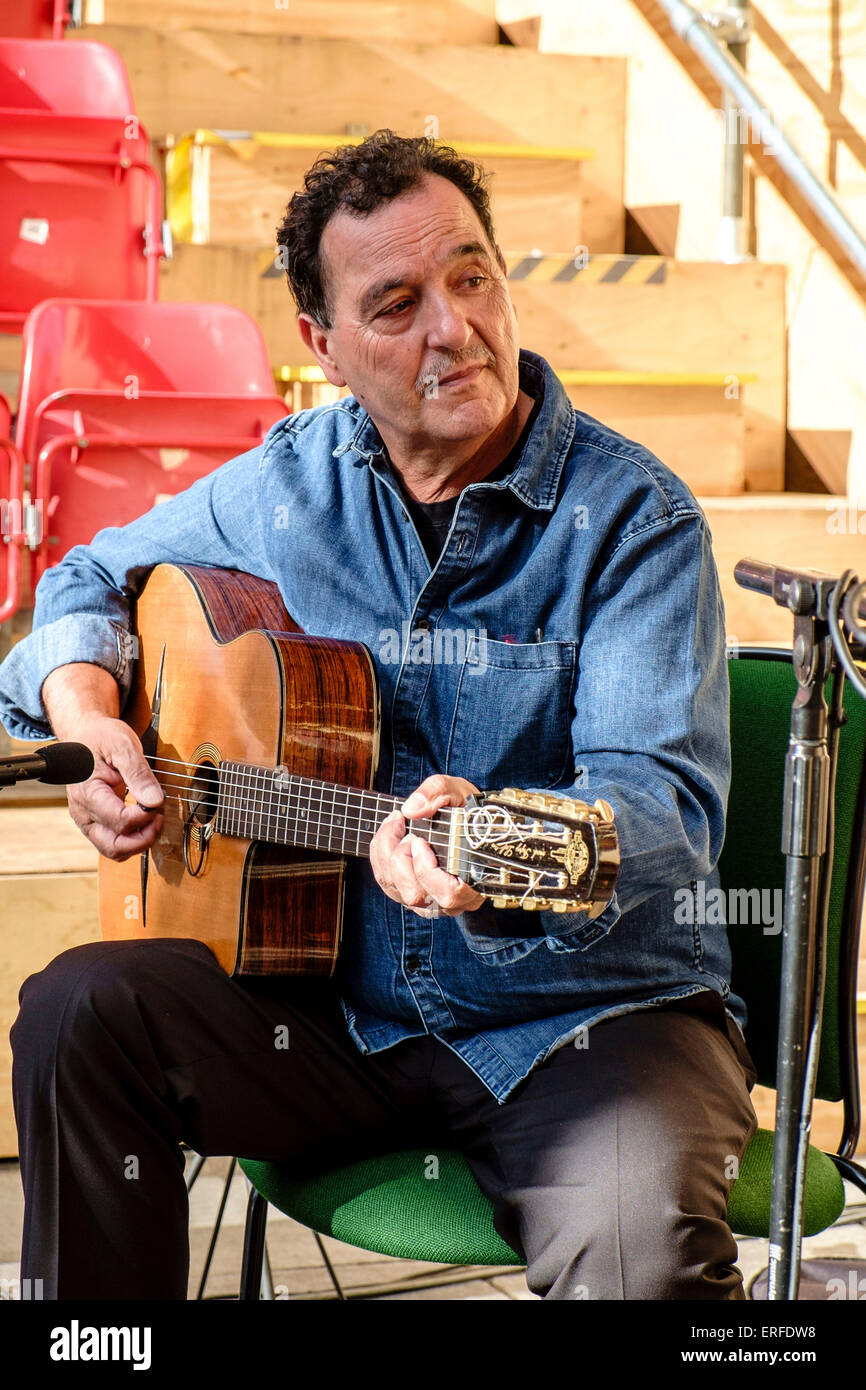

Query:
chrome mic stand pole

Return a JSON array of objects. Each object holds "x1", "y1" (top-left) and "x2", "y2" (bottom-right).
[{"x1": 734, "y1": 559, "x2": 842, "y2": 1298}]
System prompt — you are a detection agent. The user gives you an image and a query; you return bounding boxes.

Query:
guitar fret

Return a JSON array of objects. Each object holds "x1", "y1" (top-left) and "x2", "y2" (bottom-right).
[{"x1": 214, "y1": 763, "x2": 454, "y2": 873}]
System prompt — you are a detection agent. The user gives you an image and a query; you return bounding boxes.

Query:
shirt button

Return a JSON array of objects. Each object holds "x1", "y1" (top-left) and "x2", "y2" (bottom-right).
[
  {"x1": 414, "y1": 617, "x2": 431, "y2": 632},
  {"x1": 406, "y1": 955, "x2": 421, "y2": 974}
]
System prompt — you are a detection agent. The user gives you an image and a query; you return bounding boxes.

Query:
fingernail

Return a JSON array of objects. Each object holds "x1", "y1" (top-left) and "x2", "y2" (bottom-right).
[{"x1": 401, "y1": 794, "x2": 422, "y2": 816}]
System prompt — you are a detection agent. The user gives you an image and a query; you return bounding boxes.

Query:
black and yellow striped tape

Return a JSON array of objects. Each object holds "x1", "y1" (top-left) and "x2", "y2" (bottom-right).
[{"x1": 507, "y1": 254, "x2": 668, "y2": 285}]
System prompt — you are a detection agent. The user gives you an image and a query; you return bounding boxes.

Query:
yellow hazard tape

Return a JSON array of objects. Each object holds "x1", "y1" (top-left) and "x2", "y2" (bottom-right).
[
  {"x1": 507, "y1": 254, "x2": 670, "y2": 286},
  {"x1": 166, "y1": 129, "x2": 595, "y2": 244}
]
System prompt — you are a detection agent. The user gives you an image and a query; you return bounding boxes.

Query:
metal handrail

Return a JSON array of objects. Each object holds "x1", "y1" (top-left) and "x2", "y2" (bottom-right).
[{"x1": 656, "y1": 0, "x2": 866, "y2": 283}]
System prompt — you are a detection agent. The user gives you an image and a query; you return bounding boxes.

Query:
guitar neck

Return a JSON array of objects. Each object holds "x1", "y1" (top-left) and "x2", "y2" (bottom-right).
[{"x1": 214, "y1": 760, "x2": 453, "y2": 862}]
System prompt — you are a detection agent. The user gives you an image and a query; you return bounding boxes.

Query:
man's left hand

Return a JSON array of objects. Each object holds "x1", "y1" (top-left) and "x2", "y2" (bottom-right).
[{"x1": 369, "y1": 774, "x2": 486, "y2": 917}]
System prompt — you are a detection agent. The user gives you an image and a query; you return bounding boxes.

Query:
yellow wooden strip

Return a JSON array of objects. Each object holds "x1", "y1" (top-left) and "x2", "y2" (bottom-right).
[
  {"x1": 165, "y1": 135, "x2": 197, "y2": 242},
  {"x1": 560, "y1": 370, "x2": 759, "y2": 386},
  {"x1": 181, "y1": 129, "x2": 595, "y2": 161},
  {"x1": 275, "y1": 366, "x2": 758, "y2": 387}
]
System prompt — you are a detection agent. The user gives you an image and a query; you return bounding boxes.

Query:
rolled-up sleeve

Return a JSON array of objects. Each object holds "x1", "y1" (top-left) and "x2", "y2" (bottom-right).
[{"x1": 0, "y1": 444, "x2": 274, "y2": 739}]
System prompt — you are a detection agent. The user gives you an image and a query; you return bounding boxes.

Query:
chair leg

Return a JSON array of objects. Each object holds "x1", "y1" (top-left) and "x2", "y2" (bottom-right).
[
  {"x1": 197, "y1": 1157, "x2": 236, "y2": 1300},
  {"x1": 240, "y1": 1186, "x2": 269, "y2": 1301},
  {"x1": 314, "y1": 1231, "x2": 345, "y2": 1300},
  {"x1": 184, "y1": 1151, "x2": 207, "y2": 1193},
  {"x1": 831, "y1": 1153, "x2": 866, "y2": 1197}
]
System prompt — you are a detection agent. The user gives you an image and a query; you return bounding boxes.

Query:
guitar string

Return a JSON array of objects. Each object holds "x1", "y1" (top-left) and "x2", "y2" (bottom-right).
[
  {"x1": 133, "y1": 762, "x2": 562, "y2": 885},
  {"x1": 138, "y1": 783, "x2": 550, "y2": 887},
  {"x1": 142, "y1": 762, "x2": 535, "y2": 858},
  {"x1": 140, "y1": 756, "x2": 554, "y2": 860}
]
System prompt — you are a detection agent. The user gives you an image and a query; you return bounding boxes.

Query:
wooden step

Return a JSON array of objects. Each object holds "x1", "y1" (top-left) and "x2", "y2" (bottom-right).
[
  {"x1": 568, "y1": 380, "x2": 745, "y2": 496},
  {"x1": 272, "y1": 368, "x2": 748, "y2": 495},
  {"x1": 82, "y1": 0, "x2": 500, "y2": 45},
  {"x1": 787, "y1": 428, "x2": 852, "y2": 496},
  {"x1": 72, "y1": 25, "x2": 626, "y2": 253},
  {"x1": 167, "y1": 133, "x2": 589, "y2": 257},
  {"x1": 161, "y1": 249, "x2": 784, "y2": 491},
  {"x1": 0, "y1": 807, "x2": 99, "y2": 1156},
  {"x1": 508, "y1": 257, "x2": 786, "y2": 492},
  {"x1": 701, "y1": 494, "x2": 866, "y2": 644}
]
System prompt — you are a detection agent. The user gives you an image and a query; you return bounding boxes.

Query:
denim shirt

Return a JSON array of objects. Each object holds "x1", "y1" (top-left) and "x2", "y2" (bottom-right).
[{"x1": 0, "y1": 348, "x2": 745, "y2": 1102}]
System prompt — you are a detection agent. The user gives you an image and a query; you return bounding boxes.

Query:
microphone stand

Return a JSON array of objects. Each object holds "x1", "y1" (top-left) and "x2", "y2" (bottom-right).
[{"x1": 733, "y1": 559, "x2": 866, "y2": 1300}]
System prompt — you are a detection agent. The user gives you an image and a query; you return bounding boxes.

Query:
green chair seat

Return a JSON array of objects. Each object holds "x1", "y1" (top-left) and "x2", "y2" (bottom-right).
[
  {"x1": 726, "y1": 1127, "x2": 845, "y2": 1239},
  {"x1": 240, "y1": 1125, "x2": 846, "y2": 1265},
  {"x1": 239, "y1": 1149, "x2": 522, "y2": 1267}
]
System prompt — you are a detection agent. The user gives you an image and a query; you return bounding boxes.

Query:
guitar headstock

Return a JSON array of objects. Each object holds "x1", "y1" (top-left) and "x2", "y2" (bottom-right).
[{"x1": 447, "y1": 788, "x2": 619, "y2": 914}]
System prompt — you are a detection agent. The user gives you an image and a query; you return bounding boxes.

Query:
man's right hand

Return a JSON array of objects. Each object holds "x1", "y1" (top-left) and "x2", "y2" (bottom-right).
[
  {"x1": 41, "y1": 663, "x2": 164, "y2": 861},
  {"x1": 66, "y1": 715, "x2": 165, "y2": 861}
]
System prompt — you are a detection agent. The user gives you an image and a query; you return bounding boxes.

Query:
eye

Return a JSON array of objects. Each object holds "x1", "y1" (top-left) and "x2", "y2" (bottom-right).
[
  {"x1": 463, "y1": 275, "x2": 487, "y2": 287},
  {"x1": 379, "y1": 299, "x2": 412, "y2": 317}
]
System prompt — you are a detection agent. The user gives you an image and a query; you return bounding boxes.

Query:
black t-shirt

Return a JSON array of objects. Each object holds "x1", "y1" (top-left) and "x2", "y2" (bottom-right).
[{"x1": 401, "y1": 389, "x2": 542, "y2": 567}]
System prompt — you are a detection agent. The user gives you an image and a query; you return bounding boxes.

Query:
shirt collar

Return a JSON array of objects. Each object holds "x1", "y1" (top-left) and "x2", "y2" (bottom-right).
[{"x1": 332, "y1": 348, "x2": 574, "y2": 513}]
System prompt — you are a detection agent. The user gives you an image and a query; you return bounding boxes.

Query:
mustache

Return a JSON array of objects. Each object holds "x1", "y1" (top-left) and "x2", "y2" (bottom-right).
[{"x1": 414, "y1": 349, "x2": 495, "y2": 397}]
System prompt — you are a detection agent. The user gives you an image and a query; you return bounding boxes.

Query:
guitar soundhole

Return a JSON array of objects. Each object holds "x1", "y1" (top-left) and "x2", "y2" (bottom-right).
[
  {"x1": 188, "y1": 761, "x2": 219, "y2": 826},
  {"x1": 183, "y1": 759, "x2": 220, "y2": 877}
]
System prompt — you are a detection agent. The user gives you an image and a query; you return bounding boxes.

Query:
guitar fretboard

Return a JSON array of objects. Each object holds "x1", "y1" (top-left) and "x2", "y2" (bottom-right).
[{"x1": 215, "y1": 760, "x2": 452, "y2": 861}]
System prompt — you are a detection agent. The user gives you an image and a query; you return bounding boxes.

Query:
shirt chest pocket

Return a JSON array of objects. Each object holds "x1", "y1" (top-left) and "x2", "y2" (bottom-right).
[{"x1": 444, "y1": 636, "x2": 578, "y2": 791}]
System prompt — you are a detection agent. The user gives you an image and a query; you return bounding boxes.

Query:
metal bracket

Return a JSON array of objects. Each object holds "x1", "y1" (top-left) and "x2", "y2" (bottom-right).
[{"x1": 701, "y1": 6, "x2": 753, "y2": 42}]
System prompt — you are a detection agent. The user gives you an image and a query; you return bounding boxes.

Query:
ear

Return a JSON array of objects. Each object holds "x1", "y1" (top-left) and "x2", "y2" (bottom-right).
[{"x1": 296, "y1": 314, "x2": 348, "y2": 389}]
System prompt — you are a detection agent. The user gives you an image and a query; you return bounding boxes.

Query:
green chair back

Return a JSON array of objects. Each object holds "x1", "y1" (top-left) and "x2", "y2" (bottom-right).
[{"x1": 719, "y1": 650, "x2": 866, "y2": 1103}]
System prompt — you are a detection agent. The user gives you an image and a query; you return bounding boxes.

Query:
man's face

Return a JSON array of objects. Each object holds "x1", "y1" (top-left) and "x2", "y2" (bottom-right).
[{"x1": 298, "y1": 173, "x2": 520, "y2": 456}]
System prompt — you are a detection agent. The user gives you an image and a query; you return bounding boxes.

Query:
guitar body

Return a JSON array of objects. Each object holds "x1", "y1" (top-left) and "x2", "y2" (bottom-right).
[{"x1": 98, "y1": 564, "x2": 380, "y2": 977}]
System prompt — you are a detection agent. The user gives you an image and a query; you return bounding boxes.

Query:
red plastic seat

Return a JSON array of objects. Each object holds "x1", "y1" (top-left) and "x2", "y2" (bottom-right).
[
  {"x1": 1, "y1": 0, "x2": 73, "y2": 40},
  {"x1": 0, "y1": 40, "x2": 166, "y2": 329},
  {"x1": 0, "y1": 390, "x2": 25, "y2": 622},
  {"x1": 15, "y1": 300, "x2": 288, "y2": 591}
]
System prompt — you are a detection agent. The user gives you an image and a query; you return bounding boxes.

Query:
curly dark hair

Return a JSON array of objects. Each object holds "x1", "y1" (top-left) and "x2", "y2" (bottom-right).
[{"x1": 276, "y1": 129, "x2": 499, "y2": 329}]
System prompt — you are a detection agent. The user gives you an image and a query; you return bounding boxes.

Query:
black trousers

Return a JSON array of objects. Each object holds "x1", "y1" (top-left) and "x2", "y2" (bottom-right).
[{"x1": 11, "y1": 938, "x2": 758, "y2": 1301}]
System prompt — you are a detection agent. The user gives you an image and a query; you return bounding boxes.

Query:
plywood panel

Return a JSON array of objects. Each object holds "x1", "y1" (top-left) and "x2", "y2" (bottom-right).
[
  {"x1": 0, "y1": 872, "x2": 100, "y2": 1157},
  {"x1": 0, "y1": 808, "x2": 98, "y2": 876},
  {"x1": 510, "y1": 261, "x2": 787, "y2": 491},
  {"x1": 83, "y1": 0, "x2": 500, "y2": 45},
  {"x1": 182, "y1": 141, "x2": 584, "y2": 255},
  {"x1": 74, "y1": 25, "x2": 626, "y2": 253},
  {"x1": 701, "y1": 493, "x2": 866, "y2": 644},
  {"x1": 569, "y1": 383, "x2": 744, "y2": 495}
]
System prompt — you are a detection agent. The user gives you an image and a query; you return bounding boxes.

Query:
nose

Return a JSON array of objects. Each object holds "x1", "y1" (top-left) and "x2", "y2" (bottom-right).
[{"x1": 421, "y1": 286, "x2": 473, "y2": 352}]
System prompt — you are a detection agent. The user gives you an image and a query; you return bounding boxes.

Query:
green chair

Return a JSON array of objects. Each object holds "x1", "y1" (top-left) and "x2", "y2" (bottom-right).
[{"x1": 237, "y1": 647, "x2": 866, "y2": 1299}]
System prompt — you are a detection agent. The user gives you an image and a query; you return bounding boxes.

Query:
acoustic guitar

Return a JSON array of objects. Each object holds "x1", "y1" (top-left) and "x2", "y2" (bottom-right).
[{"x1": 99, "y1": 564, "x2": 620, "y2": 977}]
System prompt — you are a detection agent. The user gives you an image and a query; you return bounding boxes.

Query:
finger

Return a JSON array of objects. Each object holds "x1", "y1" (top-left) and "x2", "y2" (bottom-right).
[
  {"x1": 369, "y1": 810, "x2": 406, "y2": 891},
  {"x1": 401, "y1": 775, "x2": 479, "y2": 820},
  {"x1": 408, "y1": 834, "x2": 485, "y2": 914},
  {"x1": 79, "y1": 812, "x2": 164, "y2": 861},
  {"x1": 102, "y1": 740, "x2": 164, "y2": 810},
  {"x1": 387, "y1": 834, "x2": 433, "y2": 909},
  {"x1": 71, "y1": 777, "x2": 161, "y2": 836}
]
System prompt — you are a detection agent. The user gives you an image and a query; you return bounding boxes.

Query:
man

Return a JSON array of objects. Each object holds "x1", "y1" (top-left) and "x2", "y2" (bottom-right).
[{"x1": 1, "y1": 131, "x2": 757, "y2": 1300}]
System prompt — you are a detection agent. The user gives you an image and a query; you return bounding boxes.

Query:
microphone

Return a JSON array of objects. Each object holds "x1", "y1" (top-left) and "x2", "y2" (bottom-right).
[{"x1": 0, "y1": 742, "x2": 94, "y2": 787}]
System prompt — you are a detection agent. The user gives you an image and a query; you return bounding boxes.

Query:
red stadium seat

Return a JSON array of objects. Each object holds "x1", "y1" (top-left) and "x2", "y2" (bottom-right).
[
  {"x1": 0, "y1": 39, "x2": 166, "y2": 329},
  {"x1": 0, "y1": 0, "x2": 76, "y2": 40},
  {"x1": 15, "y1": 300, "x2": 288, "y2": 590},
  {"x1": 0, "y1": 390, "x2": 26, "y2": 622}
]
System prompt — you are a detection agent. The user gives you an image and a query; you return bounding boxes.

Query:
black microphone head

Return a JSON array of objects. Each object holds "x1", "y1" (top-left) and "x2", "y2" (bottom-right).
[{"x1": 38, "y1": 742, "x2": 95, "y2": 785}]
